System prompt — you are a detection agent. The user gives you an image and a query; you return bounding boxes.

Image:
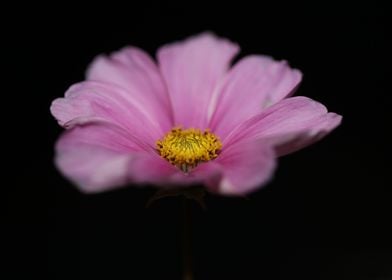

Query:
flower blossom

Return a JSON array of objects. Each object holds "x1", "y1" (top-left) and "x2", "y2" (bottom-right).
[{"x1": 51, "y1": 33, "x2": 342, "y2": 195}]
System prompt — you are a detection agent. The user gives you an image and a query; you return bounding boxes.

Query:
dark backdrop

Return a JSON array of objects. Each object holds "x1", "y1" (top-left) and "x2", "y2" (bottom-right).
[{"x1": 7, "y1": 3, "x2": 390, "y2": 280}]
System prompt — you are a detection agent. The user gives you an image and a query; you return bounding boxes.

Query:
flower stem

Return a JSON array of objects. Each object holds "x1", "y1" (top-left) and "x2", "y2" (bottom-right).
[{"x1": 182, "y1": 197, "x2": 193, "y2": 280}]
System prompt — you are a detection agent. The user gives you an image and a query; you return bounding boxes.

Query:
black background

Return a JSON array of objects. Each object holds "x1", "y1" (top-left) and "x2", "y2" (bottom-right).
[{"x1": 6, "y1": 2, "x2": 390, "y2": 280}]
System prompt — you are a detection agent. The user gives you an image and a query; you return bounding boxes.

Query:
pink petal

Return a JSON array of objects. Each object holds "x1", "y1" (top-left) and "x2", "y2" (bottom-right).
[
  {"x1": 223, "y1": 96, "x2": 342, "y2": 156},
  {"x1": 55, "y1": 121, "x2": 218, "y2": 192},
  {"x1": 56, "y1": 145, "x2": 133, "y2": 193},
  {"x1": 132, "y1": 153, "x2": 222, "y2": 188},
  {"x1": 50, "y1": 81, "x2": 165, "y2": 148},
  {"x1": 129, "y1": 152, "x2": 180, "y2": 184},
  {"x1": 55, "y1": 123, "x2": 137, "y2": 193},
  {"x1": 86, "y1": 46, "x2": 173, "y2": 130},
  {"x1": 157, "y1": 32, "x2": 239, "y2": 129},
  {"x1": 55, "y1": 122, "x2": 181, "y2": 193},
  {"x1": 209, "y1": 56, "x2": 302, "y2": 138},
  {"x1": 273, "y1": 112, "x2": 342, "y2": 156},
  {"x1": 194, "y1": 139, "x2": 276, "y2": 195}
]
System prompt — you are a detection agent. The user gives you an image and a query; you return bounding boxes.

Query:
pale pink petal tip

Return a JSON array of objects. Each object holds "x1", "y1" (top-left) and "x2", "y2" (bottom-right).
[
  {"x1": 55, "y1": 142, "x2": 132, "y2": 193},
  {"x1": 275, "y1": 112, "x2": 342, "y2": 156},
  {"x1": 222, "y1": 96, "x2": 342, "y2": 157}
]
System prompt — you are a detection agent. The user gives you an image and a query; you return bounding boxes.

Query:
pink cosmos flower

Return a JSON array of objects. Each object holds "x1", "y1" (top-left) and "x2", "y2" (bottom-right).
[{"x1": 50, "y1": 32, "x2": 342, "y2": 195}]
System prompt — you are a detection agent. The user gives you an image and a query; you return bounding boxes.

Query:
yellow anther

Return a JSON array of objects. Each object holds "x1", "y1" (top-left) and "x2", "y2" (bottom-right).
[{"x1": 156, "y1": 127, "x2": 222, "y2": 172}]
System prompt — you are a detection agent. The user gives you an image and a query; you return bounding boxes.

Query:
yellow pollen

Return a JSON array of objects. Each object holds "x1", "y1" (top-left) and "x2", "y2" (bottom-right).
[{"x1": 156, "y1": 127, "x2": 222, "y2": 172}]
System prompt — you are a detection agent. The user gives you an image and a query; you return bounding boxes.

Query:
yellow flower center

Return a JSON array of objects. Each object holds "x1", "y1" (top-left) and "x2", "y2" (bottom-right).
[{"x1": 156, "y1": 127, "x2": 222, "y2": 172}]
